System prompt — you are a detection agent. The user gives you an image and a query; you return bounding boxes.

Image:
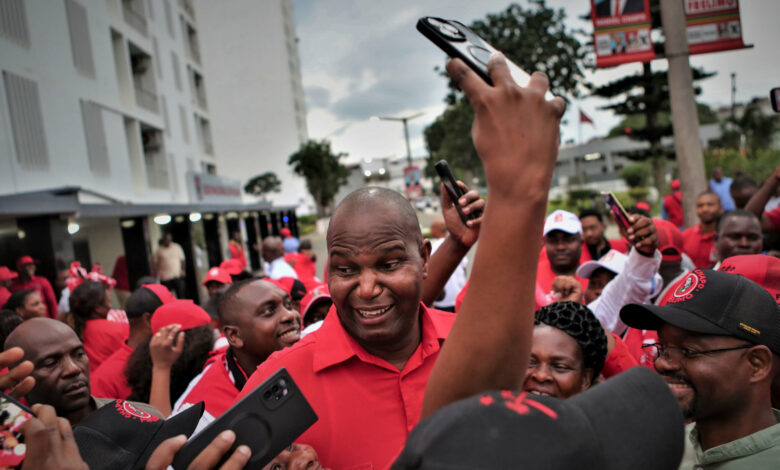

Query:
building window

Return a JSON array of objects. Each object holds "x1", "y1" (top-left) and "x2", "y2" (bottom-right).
[
  {"x1": 171, "y1": 51, "x2": 182, "y2": 91},
  {"x1": 181, "y1": 17, "x2": 200, "y2": 65},
  {"x1": 3, "y1": 71, "x2": 49, "y2": 170},
  {"x1": 189, "y1": 67, "x2": 207, "y2": 110},
  {"x1": 163, "y1": 0, "x2": 175, "y2": 38},
  {"x1": 179, "y1": 104, "x2": 189, "y2": 142},
  {"x1": 80, "y1": 100, "x2": 110, "y2": 176},
  {"x1": 129, "y1": 42, "x2": 158, "y2": 112},
  {"x1": 121, "y1": 0, "x2": 147, "y2": 35},
  {"x1": 0, "y1": 0, "x2": 30, "y2": 48},
  {"x1": 194, "y1": 114, "x2": 213, "y2": 155},
  {"x1": 178, "y1": 0, "x2": 195, "y2": 20},
  {"x1": 202, "y1": 162, "x2": 216, "y2": 175},
  {"x1": 64, "y1": 0, "x2": 96, "y2": 78},
  {"x1": 141, "y1": 125, "x2": 168, "y2": 189}
]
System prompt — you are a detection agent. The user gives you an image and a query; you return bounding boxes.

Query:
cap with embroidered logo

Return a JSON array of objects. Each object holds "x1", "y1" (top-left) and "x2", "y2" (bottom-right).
[
  {"x1": 543, "y1": 210, "x2": 582, "y2": 237},
  {"x1": 620, "y1": 269, "x2": 780, "y2": 355}
]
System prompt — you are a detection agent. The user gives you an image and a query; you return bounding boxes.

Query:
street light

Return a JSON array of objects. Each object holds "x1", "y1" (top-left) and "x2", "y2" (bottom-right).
[{"x1": 371, "y1": 112, "x2": 424, "y2": 167}]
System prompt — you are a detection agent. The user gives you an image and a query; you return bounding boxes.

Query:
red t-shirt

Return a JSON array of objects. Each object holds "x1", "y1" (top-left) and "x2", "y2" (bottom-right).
[
  {"x1": 82, "y1": 319, "x2": 128, "y2": 373},
  {"x1": 90, "y1": 342, "x2": 134, "y2": 399},
  {"x1": 623, "y1": 328, "x2": 658, "y2": 371},
  {"x1": 284, "y1": 253, "x2": 319, "y2": 290},
  {"x1": 535, "y1": 252, "x2": 589, "y2": 297},
  {"x1": 765, "y1": 206, "x2": 780, "y2": 232},
  {"x1": 681, "y1": 224, "x2": 716, "y2": 269},
  {"x1": 235, "y1": 304, "x2": 456, "y2": 470},
  {"x1": 228, "y1": 242, "x2": 247, "y2": 270},
  {"x1": 601, "y1": 333, "x2": 638, "y2": 378},
  {"x1": 111, "y1": 256, "x2": 130, "y2": 291},
  {"x1": 663, "y1": 192, "x2": 683, "y2": 228},
  {"x1": 173, "y1": 348, "x2": 248, "y2": 420},
  {"x1": 0, "y1": 287, "x2": 11, "y2": 309},
  {"x1": 10, "y1": 275, "x2": 57, "y2": 318}
]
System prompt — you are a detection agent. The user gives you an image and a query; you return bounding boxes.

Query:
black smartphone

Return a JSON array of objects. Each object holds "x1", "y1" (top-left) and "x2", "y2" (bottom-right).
[
  {"x1": 434, "y1": 160, "x2": 479, "y2": 224},
  {"x1": 172, "y1": 368, "x2": 317, "y2": 470},
  {"x1": 601, "y1": 191, "x2": 631, "y2": 232},
  {"x1": 0, "y1": 393, "x2": 35, "y2": 469},
  {"x1": 417, "y1": 16, "x2": 553, "y2": 100},
  {"x1": 771, "y1": 87, "x2": 780, "y2": 113}
]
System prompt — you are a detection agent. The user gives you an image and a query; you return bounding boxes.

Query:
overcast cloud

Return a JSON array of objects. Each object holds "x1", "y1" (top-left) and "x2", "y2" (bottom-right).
[{"x1": 292, "y1": 0, "x2": 780, "y2": 164}]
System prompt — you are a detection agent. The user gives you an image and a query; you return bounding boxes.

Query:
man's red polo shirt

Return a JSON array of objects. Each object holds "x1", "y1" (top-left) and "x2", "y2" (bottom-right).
[
  {"x1": 681, "y1": 224, "x2": 716, "y2": 268},
  {"x1": 235, "y1": 304, "x2": 456, "y2": 470},
  {"x1": 91, "y1": 342, "x2": 134, "y2": 399},
  {"x1": 765, "y1": 206, "x2": 780, "y2": 232},
  {"x1": 82, "y1": 319, "x2": 128, "y2": 373}
]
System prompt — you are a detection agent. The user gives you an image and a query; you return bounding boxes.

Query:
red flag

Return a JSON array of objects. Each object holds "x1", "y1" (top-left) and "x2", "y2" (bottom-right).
[{"x1": 579, "y1": 110, "x2": 594, "y2": 125}]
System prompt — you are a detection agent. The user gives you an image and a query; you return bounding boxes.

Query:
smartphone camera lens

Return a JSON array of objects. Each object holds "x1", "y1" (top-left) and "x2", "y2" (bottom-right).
[{"x1": 427, "y1": 17, "x2": 465, "y2": 41}]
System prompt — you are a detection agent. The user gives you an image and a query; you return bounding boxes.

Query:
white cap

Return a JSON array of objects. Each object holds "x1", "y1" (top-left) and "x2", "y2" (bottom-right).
[
  {"x1": 576, "y1": 249, "x2": 628, "y2": 279},
  {"x1": 543, "y1": 210, "x2": 582, "y2": 236}
]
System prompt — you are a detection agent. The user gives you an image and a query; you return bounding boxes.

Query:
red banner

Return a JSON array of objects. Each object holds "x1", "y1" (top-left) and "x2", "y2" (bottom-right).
[
  {"x1": 591, "y1": 0, "x2": 655, "y2": 68},
  {"x1": 685, "y1": 0, "x2": 744, "y2": 56}
]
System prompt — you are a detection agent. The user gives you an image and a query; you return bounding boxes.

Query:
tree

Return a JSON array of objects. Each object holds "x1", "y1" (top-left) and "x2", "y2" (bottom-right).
[
  {"x1": 244, "y1": 172, "x2": 281, "y2": 199},
  {"x1": 424, "y1": 2, "x2": 587, "y2": 184},
  {"x1": 288, "y1": 140, "x2": 350, "y2": 217},
  {"x1": 714, "y1": 100, "x2": 779, "y2": 155}
]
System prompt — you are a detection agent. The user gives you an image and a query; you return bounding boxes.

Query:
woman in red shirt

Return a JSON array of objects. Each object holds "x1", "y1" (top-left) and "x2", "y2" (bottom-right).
[{"x1": 68, "y1": 281, "x2": 128, "y2": 372}]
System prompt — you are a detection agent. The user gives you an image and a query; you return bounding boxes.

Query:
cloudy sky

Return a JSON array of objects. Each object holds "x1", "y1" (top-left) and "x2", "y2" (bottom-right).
[{"x1": 291, "y1": 0, "x2": 779, "y2": 164}]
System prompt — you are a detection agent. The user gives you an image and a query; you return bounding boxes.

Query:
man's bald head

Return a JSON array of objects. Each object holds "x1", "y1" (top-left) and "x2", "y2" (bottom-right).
[
  {"x1": 5, "y1": 317, "x2": 79, "y2": 357},
  {"x1": 328, "y1": 187, "x2": 422, "y2": 247},
  {"x1": 262, "y1": 236, "x2": 284, "y2": 262}
]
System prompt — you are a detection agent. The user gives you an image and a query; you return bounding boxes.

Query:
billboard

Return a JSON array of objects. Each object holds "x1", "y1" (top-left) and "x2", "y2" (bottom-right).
[
  {"x1": 685, "y1": 0, "x2": 745, "y2": 55},
  {"x1": 404, "y1": 166, "x2": 423, "y2": 200},
  {"x1": 591, "y1": 0, "x2": 655, "y2": 68}
]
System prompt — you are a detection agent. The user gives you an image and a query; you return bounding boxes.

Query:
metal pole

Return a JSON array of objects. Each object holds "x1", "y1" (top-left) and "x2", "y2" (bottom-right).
[
  {"x1": 660, "y1": 0, "x2": 707, "y2": 229},
  {"x1": 730, "y1": 72, "x2": 736, "y2": 119},
  {"x1": 402, "y1": 118, "x2": 412, "y2": 167}
]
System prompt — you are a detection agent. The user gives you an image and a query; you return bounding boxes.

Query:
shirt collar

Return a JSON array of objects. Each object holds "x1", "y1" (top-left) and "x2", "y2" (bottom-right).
[
  {"x1": 690, "y1": 409, "x2": 780, "y2": 464},
  {"x1": 312, "y1": 302, "x2": 447, "y2": 373}
]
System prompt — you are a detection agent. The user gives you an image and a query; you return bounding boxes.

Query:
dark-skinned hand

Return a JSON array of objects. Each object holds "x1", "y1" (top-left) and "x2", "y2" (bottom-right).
[{"x1": 439, "y1": 181, "x2": 485, "y2": 248}]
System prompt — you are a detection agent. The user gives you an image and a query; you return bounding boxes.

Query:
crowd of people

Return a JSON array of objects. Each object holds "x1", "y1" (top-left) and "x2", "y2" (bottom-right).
[{"x1": 0, "y1": 53, "x2": 778, "y2": 470}]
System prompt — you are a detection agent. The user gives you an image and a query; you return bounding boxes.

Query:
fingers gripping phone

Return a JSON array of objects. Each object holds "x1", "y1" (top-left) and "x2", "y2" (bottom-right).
[
  {"x1": 172, "y1": 368, "x2": 317, "y2": 469},
  {"x1": 417, "y1": 16, "x2": 554, "y2": 100},
  {"x1": 0, "y1": 393, "x2": 35, "y2": 469},
  {"x1": 601, "y1": 191, "x2": 631, "y2": 232},
  {"x1": 434, "y1": 160, "x2": 479, "y2": 225}
]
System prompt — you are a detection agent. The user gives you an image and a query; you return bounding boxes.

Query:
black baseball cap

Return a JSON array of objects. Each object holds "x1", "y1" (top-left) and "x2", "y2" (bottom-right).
[
  {"x1": 74, "y1": 400, "x2": 204, "y2": 470},
  {"x1": 620, "y1": 269, "x2": 780, "y2": 355},
  {"x1": 391, "y1": 367, "x2": 684, "y2": 470}
]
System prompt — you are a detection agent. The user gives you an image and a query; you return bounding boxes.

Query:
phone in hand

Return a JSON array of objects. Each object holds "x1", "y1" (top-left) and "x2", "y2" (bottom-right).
[
  {"x1": 0, "y1": 393, "x2": 35, "y2": 469},
  {"x1": 171, "y1": 368, "x2": 317, "y2": 470},
  {"x1": 417, "y1": 16, "x2": 554, "y2": 100},
  {"x1": 601, "y1": 191, "x2": 631, "y2": 232},
  {"x1": 434, "y1": 160, "x2": 479, "y2": 225}
]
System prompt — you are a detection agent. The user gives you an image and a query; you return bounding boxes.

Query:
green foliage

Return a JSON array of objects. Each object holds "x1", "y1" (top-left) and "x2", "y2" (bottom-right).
[
  {"x1": 288, "y1": 140, "x2": 350, "y2": 217},
  {"x1": 426, "y1": 2, "x2": 587, "y2": 181},
  {"x1": 713, "y1": 101, "x2": 779, "y2": 155},
  {"x1": 243, "y1": 172, "x2": 281, "y2": 197},
  {"x1": 704, "y1": 148, "x2": 780, "y2": 182},
  {"x1": 607, "y1": 103, "x2": 719, "y2": 138},
  {"x1": 297, "y1": 214, "x2": 318, "y2": 235},
  {"x1": 620, "y1": 162, "x2": 651, "y2": 188}
]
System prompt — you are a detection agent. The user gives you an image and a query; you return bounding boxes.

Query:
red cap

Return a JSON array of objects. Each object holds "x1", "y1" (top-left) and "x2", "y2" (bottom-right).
[
  {"x1": 670, "y1": 179, "x2": 681, "y2": 190},
  {"x1": 16, "y1": 255, "x2": 35, "y2": 268},
  {"x1": 653, "y1": 218, "x2": 683, "y2": 262},
  {"x1": 718, "y1": 255, "x2": 780, "y2": 303},
  {"x1": 300, "y1": 284, "x2": 330, "y2": 320},
  {"x1": 280, "y1": 228, "x2": 292, "y2": 238},
  {"x1": 635, "y1": 202, "x2": 650, "y2": 212},
  {"x1": 151, "y1": 299, "x2": 211, "y2": 334},
  {"x1": 0, "y1": 267, "x2": 18, "y2": 282},
  {"x1": 141, "y1": 284, "x2": 176, "y2": 305},
  {"x1": 264, "y1": 277, "x2": 306, "y2": 301},
  {"x1": 202, "y1": 267, "x2": 232, "y2": 286},
  {"x1": 219, "y1": 259, "x2": 244, "y2": 275}
]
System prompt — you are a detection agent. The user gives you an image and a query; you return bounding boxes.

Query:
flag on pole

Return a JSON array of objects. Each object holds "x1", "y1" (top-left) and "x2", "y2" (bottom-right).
[{"x1": 579, "y1": 109, "x2": 594, "y2": 126}]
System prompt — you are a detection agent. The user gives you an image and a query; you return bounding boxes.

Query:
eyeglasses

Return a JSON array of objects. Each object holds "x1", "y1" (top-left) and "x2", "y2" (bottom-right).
[{"x1": 641, "y1": 343, "x2": 753, "y2": 363}]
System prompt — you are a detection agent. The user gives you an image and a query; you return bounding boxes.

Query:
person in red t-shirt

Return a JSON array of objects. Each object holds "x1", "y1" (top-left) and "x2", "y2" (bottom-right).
[
  {"x1": 68, "y1": 281, "x2": 128, "y2": 373},
  {"x1": 91, "y1": 284, "x2": 171, "y2": 399},
  {"x1": 662, "y1": 179, "x2": 684, "y2": 229},
  {"x1": 579, "y1": 208, "x2": 629, "y2": 260},
  {"x1": 0, "y1": 266, "x2": 18, "y2": 308},
  {"x1": 3, "y1": 289, "x2": 48, "y2": 320},
  {"x1": 172, "y1": 279, "x2": 301, "y2": 422},
  {"x1": 536, "y1": 210, "x2": 589, "y2": 307},
  {"x1": 681, "y1": 191, "x2": 722, "y2": 268},
  {"x1": 228, "y1": 231, "x2": 247, "y2": 271},
  {"x1": 11, "y1": 256, "x2": 57, "y2": 319},
  {"x1": 744, "y1": 163, "x2": 780, "y2": 235},
  {"x1": 284, "y1": 240, "x2": 320, "y2": 290}
]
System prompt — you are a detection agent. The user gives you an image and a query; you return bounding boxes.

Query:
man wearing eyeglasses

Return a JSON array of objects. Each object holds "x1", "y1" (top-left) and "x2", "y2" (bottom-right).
[{"x1": 619, "y1": 269, "x2": 780, "y2": 469}]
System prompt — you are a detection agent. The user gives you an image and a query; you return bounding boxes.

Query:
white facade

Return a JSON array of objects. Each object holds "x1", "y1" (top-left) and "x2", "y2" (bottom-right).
[
  {"x1": 193, "y1": 0, "x2": 314, "y2": 212},
  {"x1": 0, "y1": 0, "x2": 219, "y2": 203}
]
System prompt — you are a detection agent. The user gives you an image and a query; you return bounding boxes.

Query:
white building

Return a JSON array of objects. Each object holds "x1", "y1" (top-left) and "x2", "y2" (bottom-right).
[
  {"x1": 194, "y1": 0, "x2": 314, "y2": 212},
  {"x1": 0, "y1": 0, "x2": 303, "y2": 304}
]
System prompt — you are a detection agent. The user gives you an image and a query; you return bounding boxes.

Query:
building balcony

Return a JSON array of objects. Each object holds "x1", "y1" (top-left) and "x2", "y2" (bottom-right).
[
  {"x1": 135, "y1": 87, "x2": 159, "y2": 113},
  {"x1": 122, "y1": 3, "x2": 147, "y2": 35}
]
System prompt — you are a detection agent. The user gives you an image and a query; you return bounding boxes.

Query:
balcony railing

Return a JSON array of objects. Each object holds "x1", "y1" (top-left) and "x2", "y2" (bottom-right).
[
  {"x1": 135, "y1": 87, "x2": 159, "y2": 113},
  {"x1": 122, "y1": 3, "x2": 147, "y2": 35}
]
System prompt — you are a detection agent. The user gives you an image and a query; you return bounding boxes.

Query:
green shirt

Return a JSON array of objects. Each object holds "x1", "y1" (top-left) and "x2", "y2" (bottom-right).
[{"x1": 679, "y1": 410, "x2": 780, "y2": 469}]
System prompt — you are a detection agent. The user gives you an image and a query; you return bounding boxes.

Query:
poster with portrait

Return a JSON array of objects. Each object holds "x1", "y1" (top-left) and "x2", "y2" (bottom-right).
[
  {"x1": 685, "y1": 0, "x2": 745, "y2": 56},
  {"x1": 404, "y1": 166, "x2": 422, "y2": 200},
  {"x1": 591, "y1": 0, "x2": 655, "y2": 68}
]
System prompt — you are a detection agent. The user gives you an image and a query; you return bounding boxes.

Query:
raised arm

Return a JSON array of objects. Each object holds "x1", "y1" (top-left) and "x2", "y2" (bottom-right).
[
  {"x1": 421, "y1": 182, "x2": 484, "y2": 306},
  {"x1": 421, "y1": 53, "x2": 566, "y2": 418},
  {"x1": 745, "y1": 164, "x2": 780, "y2": 233}
]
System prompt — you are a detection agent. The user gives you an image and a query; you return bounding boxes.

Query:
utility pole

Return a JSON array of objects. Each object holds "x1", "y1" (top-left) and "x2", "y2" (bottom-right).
[
  {"x1": 731, "y1": 72, "x2": 736, "y2": 119},
  {"x1": 660, "y1": 0, "x2": 707, "y2": 229}
]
